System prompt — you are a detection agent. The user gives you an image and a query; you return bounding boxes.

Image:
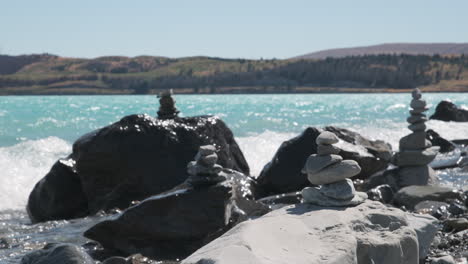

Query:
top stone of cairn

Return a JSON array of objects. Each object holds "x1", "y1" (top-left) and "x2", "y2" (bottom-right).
[{"x1": 315, "y1": 131, "x2": 339, "y2": 145}]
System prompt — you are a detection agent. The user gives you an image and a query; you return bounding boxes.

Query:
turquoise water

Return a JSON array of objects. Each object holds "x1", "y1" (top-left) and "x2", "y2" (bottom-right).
[
  {"x1": 0, "y1": 93, "x2": 468, "y2": 263},
  {"x1": 1, "y1": 93, "x2": 468, "y2": 147}
]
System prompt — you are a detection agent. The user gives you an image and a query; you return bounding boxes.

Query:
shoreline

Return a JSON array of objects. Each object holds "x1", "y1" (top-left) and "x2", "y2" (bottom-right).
[{"x1": 1, "y1": 86, "x2": 468, "y2": 96}]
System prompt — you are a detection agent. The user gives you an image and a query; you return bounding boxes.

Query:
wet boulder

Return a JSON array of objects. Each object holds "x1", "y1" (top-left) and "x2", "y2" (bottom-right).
[
  {"x1": 84, "y1": 170, "x2": 269, "y2": 261},
  {"x1": 426, "y1": 129, "x2": 456, "y2": 153},
  {"x1": 256, "y1": 126, "x2": 392, "y2": 197},
  {"x1": 430, "y1": 100, "x2": 468, "y2": 122},
  {"x1": 27, "y1": 115, "x2": 249, "y2": 223},
  {"x1": 394, "y1": 185, "x2": 464, "y2": 210}
]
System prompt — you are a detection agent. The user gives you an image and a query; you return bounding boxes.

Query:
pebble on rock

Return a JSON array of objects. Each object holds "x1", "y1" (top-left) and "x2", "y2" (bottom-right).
[
  {"x1": 315, "y1": 131, "x2": 339, "y2": 145},
  {"x1": 301, "y1": 154, "x2": 343, "y2": 174},
  {"x1": 317, "y1": 144, "x2": 341, "y2": 155},
  {"x1": 307, "y1": 160, "x2": 361, "y2": 185}
]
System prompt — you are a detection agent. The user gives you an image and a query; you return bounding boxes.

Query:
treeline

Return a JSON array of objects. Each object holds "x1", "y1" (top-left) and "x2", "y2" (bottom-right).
[{"x1": 101, "y1": 54, "x2": 467, "y2": 93}]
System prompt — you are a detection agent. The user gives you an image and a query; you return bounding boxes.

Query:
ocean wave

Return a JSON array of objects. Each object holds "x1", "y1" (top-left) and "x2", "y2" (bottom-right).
[{"x1": 0, "y1": 137, "x2": 71, "y2": 210}]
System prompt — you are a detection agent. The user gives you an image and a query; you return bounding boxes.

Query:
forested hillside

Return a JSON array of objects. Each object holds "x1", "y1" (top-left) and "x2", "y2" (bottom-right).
[{"x1": 0, "y1": 53, "x2": 467, "y2": 95}]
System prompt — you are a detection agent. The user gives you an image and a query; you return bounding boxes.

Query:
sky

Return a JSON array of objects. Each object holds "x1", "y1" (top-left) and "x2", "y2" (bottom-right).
[{"x1": 1, "y1": 0, "x2": 467, "y2": 59}]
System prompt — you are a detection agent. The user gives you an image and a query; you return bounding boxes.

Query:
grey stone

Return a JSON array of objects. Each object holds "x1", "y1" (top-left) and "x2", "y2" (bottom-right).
[
  {"x1": 408, "y1": 122, "x2": 427, "y2": 132},
  {"x1": 183, "y1": 201, "x2": 436, "y2": 264},
  {"x1": 410, "y1": 108, "x2": 429, "y2": 115},
  {"x1": 198, "y1": 145, "x2": 216, "y2": 155},
  {"x1": 414, "y1": 200, "x2": 449, "y2": 214},
  {"x1": 431, "y1": 255, "x2": 456, "y2": 264},
  {"x1": 317, "y1": 144, "x2": 341, "y2": 155},
  {"x1": 302, "y1": 187, "x2": 367, "y2": 206},
  {"x1": 444, "y1": 218, "x2": 468, "y2": 232},
  {"x1": 399, "y1": 132, "x2": 431, "y2": 150},
  {"x1": 308, "y1": 160, "x2": 361, "y2": 185},
  {"x1": 102, "y1": 256, "x2": 128, "y2": 264},
  {"x1": 301, "y1": 154, "x2": 342, "y2": 174},
  {"x1": 21, "y1": 244, "x2": 94, "y2": 264},
  {"x1": 406, "y1": 213, "x2": 438, "y2": 259},
  {"x1": 197, "y1": 153, "x2": 218, "y2": 166},
  {"x1": 412, "y1": 88, "x2": 422, "y2": 99},
  {"x1": 316, "y1": 131, "x2": 339, "y2": 145},
  {"x1": 410, "y1": 99, "x2": 427, "y2": 109},
  {"x1": 394, "y1": 185, "x2": 463, "y2": 210},
  {"x1": 398, "y1": 166, "x2": 438, "y2": 187},
  {"x1": 187, "y1": 161, "x2": 222, "y2": 176},
  {"x1": 391, "y1": 147, "x2": 439, "y2": 166},
  {"x1": 319, "y1": 179, "x2": 355, "y2": 200},
  {"x1": 407, "y1": 114, "x2": 427, "y2": 124}
]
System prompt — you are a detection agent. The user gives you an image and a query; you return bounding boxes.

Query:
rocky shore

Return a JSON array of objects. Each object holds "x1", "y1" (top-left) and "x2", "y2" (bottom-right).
[{"x1": 18, "y1": 90, "x2": 468, "y2": 264}]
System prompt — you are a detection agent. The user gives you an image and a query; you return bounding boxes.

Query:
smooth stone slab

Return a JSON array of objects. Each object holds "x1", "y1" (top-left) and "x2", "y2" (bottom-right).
[
  {"x1": 301, "y1": 154, "x2": 343, "y2": 174},
  {"x1": 407, "y1": 114, "x2": 427, "y2": 124},
  {"x1": 392, "y1": 147, "x2": 439, "y2": 166},
  {"x1": 398, "y1": 166, "x2": 438, "y2": 187},
  {"x1": 319, "y1": 179, "x2": 355, "y2": 200},
  {"x1": 317, "y1": 144, "x2": 341, "y2": 155},
  {"x1": 197, "y1": 153, "x2": 218, "y2": 166},
  {"x1": 411, "y1": 99, "x2": 427, "y2": 109},
  {"x1": 410, "y1": 108, "x2": 429, "y2": 115},
  {"x1": 408, "y1": 122, "x2": 426, "y2": 132},
  {"x1": 316, "y1": 131, "x2": 339, "y2": 145},
  {"x1": 399, "y1": 132, "x2": 431, "y2": 150},
  {"x1": 412, "y1": 88, "x2": 422, "y2": 99},
  {"x1": 302, "y1": 186, "x2": 367, "y2": 206},
  {"x1": 198, "y1": 145, "x2": 217, "y2": 155},
  {"x1": 308, "y1": 160, "x2": 361, "y2": 185}
]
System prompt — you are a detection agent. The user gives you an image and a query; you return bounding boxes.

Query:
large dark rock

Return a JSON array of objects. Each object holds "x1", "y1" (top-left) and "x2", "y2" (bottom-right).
[
  {"x1": 430, "y1": 100, "x2": 468, "y2": 122},
  {"x1": 256, "y1": 126, "x2": 392, "y2": 197},
  {"x1": 27, "y1": 115, "x2": 249, "y2": 223},
  {"x1": 426, "y1": 129, "x2": 456, "y2": 153},
  {"x1": 27, "y1": 158, "x2": 89, "y2": 223},
  {"x1": 21, "y1": 243, "x2": 94, "y2": 264},
  {"x1": 84, "y1": 171, "x2": 269, "y2": 260}
]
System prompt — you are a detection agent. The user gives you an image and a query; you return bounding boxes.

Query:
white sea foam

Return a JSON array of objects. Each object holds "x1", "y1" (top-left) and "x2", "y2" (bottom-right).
[{"x1": 0, "y1": 137, "x2": 71, "y2": 210}]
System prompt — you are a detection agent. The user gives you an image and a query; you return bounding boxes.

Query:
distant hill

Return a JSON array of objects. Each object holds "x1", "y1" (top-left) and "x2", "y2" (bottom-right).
[
  {"x1": 295, "y1": 43, "x2": 468, "y2": 59},
  {"x1": 1, "y1": 51, "x2": 468, "y2": 95}
]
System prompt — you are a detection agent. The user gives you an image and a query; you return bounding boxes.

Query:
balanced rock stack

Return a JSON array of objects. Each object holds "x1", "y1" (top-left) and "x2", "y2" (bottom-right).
[
  {"x1": 301, "y1": 131, "x2": 368, "y2": 206},
  {"x1": 392, "y1": 88, "x2": 439, "y2": 186},
  {"x1": 157, "y1": 89, "x2": 179, "y2": 119},
  {"x1": 186, "y1": 145, "x2": 226, "y2": 186}
]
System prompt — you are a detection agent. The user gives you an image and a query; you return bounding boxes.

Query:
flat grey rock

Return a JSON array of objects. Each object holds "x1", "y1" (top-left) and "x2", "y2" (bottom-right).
[
  {"x1": 410, "y1": 108, "x2": 429, "y2": 115},
  {"x1": 197, "y1": 153, "x2": 218, "y2": 166},
  {"x1": 399, "y1": 132, "x2": 431, "y2": 150},
  {"x1": 430, "y1": 255, "x2": 456, "y2": 264},
  {"x1": 392, "y1": 147, "x2": 439, "y2": 166},
  {"x1": 182, "y1": 201, "x2": 437, "y2": 264},
  {"x1": 412, "y1": 88, "x2": 422, "y2": 99},
  {"x1": 302, "y1": 186, "x2": 367, "y2": 206},
  {"x1": 411, "y1": 99, "x2": 427, "y2": 109},
  {"x1": 308, "y1": 160, "x2": 361, "y2": 185},
  {"x1": 301, "y1": 154, "x2": 342, "y2": 174},
  {"x1": 319, "y1": 179, "x2": 355, "y2": 200},
  {"x1": 407, "y1": 114, "x2": 427, "y2": 124},
  {"x1": 408, "y1": 122, "x2": 427, "y2": 132},
  {"x1": 394, "y1": 185, "x2": 464, "y2": 210},
  {"x1": 198, "y1": 145, "x2": 216, "y2": 155},
  {"x1": 316, "y1": 131, "x2": 339, "y2": 145},
  {"x1": 317, "y1": 144, "x2": 341, "y2": 155},
  {"x1": 398, "y1": 165, "x2": 438, "y2": 187}
]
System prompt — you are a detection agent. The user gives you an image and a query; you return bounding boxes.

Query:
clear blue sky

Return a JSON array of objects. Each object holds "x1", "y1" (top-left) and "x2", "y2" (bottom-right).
[{"x1": 1, "y1": 0, "x2": 466, "y2": 59}]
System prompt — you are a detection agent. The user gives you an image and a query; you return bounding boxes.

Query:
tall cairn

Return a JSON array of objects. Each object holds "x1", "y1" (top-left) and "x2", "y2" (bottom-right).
[
  {"x1": 392, "y1": 88, "x2": 439, "y2": 186},
  {"x1": 157, "y1": 89, "x2": 179, "y2": 119},
  {"x1": 186, "y1": 145, "x2": 226, "y2": 186},
  {"x1": 301, "y1": 131, "x2": 367, "y2": 206}
]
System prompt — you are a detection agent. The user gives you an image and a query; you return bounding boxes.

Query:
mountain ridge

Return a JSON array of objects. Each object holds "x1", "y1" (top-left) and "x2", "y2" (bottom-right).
[{"x1": 295, "y1": 43, "x2": 468, "y2": 59}]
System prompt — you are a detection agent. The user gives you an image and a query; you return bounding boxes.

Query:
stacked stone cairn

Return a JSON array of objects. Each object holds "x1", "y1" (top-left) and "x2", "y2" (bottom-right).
[
  {"x1": 157, "y1": 89, "x2": 179, "y2": 119},
  {"x1": 391, "y1": 88, "x2": 439, "y2": 186},
  {"x1": 301, "y1": 131, "x2": 368, "y2": 206},
  {"x1": 186, "y1": 145, "x2": 226, "y2": 186}
]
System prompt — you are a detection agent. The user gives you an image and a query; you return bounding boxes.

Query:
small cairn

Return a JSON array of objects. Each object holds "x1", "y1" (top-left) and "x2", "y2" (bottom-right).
[
  {"x1": 301, "y1": 131, "x2": 367, "y2": 206},
  {"x1": 157, "y1": 89, "x2": 179, "y2": 119},
  {"x1": 391, "y1": 88, "x2": 439, "y2": 186},
  {"x1": 186, "y1": 145, "x2": 225, "y2": 186}
]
